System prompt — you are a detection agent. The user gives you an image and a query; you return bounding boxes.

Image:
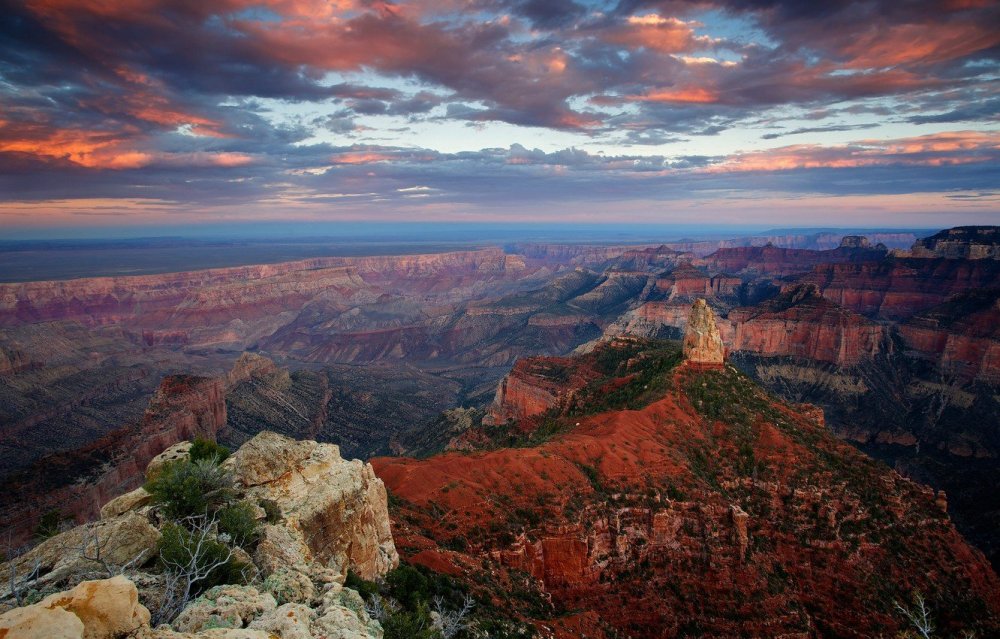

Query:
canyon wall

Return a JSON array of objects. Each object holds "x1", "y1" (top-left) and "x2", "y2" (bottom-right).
[{"x1": 0, "y1": 374, "x2": 227, "y2": 545}]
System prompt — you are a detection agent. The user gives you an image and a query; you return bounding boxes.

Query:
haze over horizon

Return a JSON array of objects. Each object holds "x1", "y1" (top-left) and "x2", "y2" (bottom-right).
[{"x1": 1, "y1": 0, "x2": 998, "y2": 234}]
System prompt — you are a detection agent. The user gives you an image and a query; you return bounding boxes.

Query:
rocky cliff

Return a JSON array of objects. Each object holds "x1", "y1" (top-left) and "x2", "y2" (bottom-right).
[
  {"x1": 0, "y1": 431, "x2": 397, "y2": 639},
  {"x1": 0, "y1": 374, "x2": 227, "y2": 546},
  {"x1": 729, "y1": 284, "x2": 887, "y2": 366},
  {"x1": 797, "y1": 257, "x2": 1000, "y2": 320},
  {"x1": 910, "y1": 226, "x2": 1000, "y2": 260},
  {"x1": 374, "y1": 340, "x2": 1000, "y2": 638},
  {"x1": 704, "y1": 244, "x2": 886, "y2": 276},
  {"x1": 898, "y1": 289, "x2": 1000, "y2": 383}
]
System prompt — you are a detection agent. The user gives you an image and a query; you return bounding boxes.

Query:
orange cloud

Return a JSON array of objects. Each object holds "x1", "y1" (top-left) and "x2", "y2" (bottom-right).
[
  {"x1": 710, "y1": 131, "x2": 1000, "y2": 173},
  {"x1": 330, "y1": 152, "x2": 394, "y2": 165},
  {"x1": 837, "y1": 21, "x2": 1000, "y2": 69},
  {"x1": 631, "y1": 87, "x2": 718, "y2": 104},
  {"x1": 604, "y1": 14, "x2": 709, "y2": 54}
]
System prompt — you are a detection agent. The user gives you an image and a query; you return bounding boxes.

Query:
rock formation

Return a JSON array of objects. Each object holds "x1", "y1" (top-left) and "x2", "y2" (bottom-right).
[
  {"x1": 0, "y1": 431, "x2": 396, "y2": 639},
  {"x1": 374, "y1": 340, "x2": 1000, "y2": 638},
  {"x1": 910, "y1": 226, "x2": 1000, "y2": 260},
  {"x1": 225, "y1": 432, "x2": 399, "y2": 581},
  {"x1": 838, "y1": 235, "x2": 871, "y2": 249},
  {"x1": 682, "y1": 298, "x2": 725, "y2": 364},
  {"x1": 729, "y1": 284, "x2": 886, "y2": 366}
]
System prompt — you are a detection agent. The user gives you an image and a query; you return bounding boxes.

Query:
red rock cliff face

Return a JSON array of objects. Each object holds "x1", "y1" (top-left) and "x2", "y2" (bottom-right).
[
  {"x1": 0, "y1": 373, "x2": 226, "y2": 545},
  {"x1": 898, "y1": 290, "x2": 1000, "y2": 382},
  {"x1": 797, "y1": 258, "x2": 1000, "y2": 321},
  {"x1": 483, "y1": 356, "x2": 598, "y2": 426},
  {"x1": 729, "y1": 285, "x2": 887, "y2": 366},
  {"x1": 374, "y1": 346, "x2": 1000, "y2": 638},
  {"x1": 704, "y1": 245, "x2": 886, "y2": 276}
]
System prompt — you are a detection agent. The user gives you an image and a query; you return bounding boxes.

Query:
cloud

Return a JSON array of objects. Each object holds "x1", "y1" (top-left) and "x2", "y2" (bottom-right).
[{"x1": 0, "y1": 0, "x2": 997, "y2": 224}]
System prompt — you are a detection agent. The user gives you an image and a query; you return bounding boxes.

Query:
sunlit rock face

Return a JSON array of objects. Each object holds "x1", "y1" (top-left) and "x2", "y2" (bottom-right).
[{"x1": 682, "y1": 298, "x2": 725, "y2": 365}]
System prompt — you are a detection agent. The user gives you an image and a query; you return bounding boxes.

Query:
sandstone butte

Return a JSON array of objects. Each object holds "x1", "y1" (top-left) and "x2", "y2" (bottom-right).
[
  {"x1": 681, "y1": 298, "x2": 725, "y2": 365},
  {"x1": 0, "y1": 431, "x2": 397, "y2": 639},
  {"x1": 372, "y1": 336, "x2": 1000, "y2": 638}
]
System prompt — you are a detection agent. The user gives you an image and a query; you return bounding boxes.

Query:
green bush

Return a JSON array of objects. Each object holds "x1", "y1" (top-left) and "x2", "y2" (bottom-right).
[
  {"x1": 382, "y1": 604, "x2": 439, "y2": 639},
  {"x1": 345, "y1": 570, "x2": 380, "y2": 601},
  {"x1": 258, "y1": 498, "x2": 282, "y2": 524},
  {"x1": 157, "y1": 522, "x2": 251, "y2": 593},
  {"x1": 217, "y1": 501, "x2": 259, "y2": 548},
  {"x1": 145, "y1": 458, "x2": 235, "y2": 520},
  {"x1": 34, "y1": 510, "x2": 68, "y2": 540},
  {"x1": 189, "y1": 438, "x2": 231, "y2": 464}
]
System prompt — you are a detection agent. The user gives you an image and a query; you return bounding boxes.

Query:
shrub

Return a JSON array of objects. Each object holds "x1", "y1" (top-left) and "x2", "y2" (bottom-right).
[
  {"x1": 217, "y1": 501, "x2": 259, "y2": 548},
  {"x1": 189, "y1": 438, "x2": 231, "y2": 464},
  {"x1": 382, "y1": 604, "x2": 439, "y2": 639},
  {"x1": 34, "y1": 510, "x2": 68, "y2": 540},
  {"x1": 259, "y1": 498, "x2": 282, "y2": 523},
  {"x1": 145, "y1": 458, "x2": 235, "y2": 520},
  {"x1": 157, "y1": 521, "x2": 252, "y2": 593},
  {"x1": 345, "y1": 570, "x2": 380, "y2": 601}
]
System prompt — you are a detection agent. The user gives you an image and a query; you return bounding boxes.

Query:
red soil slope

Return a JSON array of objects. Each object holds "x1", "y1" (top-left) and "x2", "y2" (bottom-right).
[{"x1": 374, "y1": 342, "x2": 1000, "y2": 638}]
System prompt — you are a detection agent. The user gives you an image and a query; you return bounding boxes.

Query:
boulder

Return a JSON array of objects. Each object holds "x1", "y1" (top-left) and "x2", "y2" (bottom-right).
[
  {"x1": 172, "y1": 585, "x2": 276, "y2": 633},
  {"x1": 226, "y1": 432, "x2": 315, "y2": 487},
  {"x1": 253, "y1": 524, "x2": 311, "y2": 577},
  {"x1": 100, "y1": 487, "x2": 152, "y2": 520},
  {"x1": 2, "y1": 512, "x2": 159, "y2": 590},
  {"x1": 146, "y1": 441, "x2": 193, "y2": 480},
  {"x1": 0, "y1": 576, "x2": 149, "y2": 639},
  {"x1": 227, "y1": 432, "x2": 398, "y2": 581},
  {"x1": 312, "y1": 587, "x2": 383, "y2": 639},
  {"x1": 248, "y1": 602, "x2": 314, "y2": 639},
  {"x1": 263, "y1": 567, "x2": 315, "y2": 605},
  {"x1": 682, "y1": 299, "x2": 725, "y2": 365},
  {"x1": 0, "y1": 603, "x2": 85, "y2": 638}
]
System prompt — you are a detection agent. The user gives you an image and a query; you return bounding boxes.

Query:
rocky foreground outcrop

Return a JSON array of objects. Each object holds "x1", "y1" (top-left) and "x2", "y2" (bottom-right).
[
  {"x1": 0, "y1": 431, "x2": 397, "y2": 639},
  {"x1": 227, "y1": 432, "x2": 398, "y2": 581}
]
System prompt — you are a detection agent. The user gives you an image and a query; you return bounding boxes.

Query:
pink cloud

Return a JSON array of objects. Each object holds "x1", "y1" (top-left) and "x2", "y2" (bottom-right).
[{"x1": 710, "y1": 131, "x2": 1000, "y2": 173}]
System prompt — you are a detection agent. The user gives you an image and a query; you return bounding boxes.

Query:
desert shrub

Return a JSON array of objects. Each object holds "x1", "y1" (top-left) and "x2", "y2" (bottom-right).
[
  {"x1": 34, "y1": 510, "x2": 68, "y2": 540},
  {"x1": 157, "y1": 521, "x2": 251, "y2": 594},
  {"x1": 345, "y1": 570, "x2": 380, "y2": 601},
  {"x1": 189, "y1": 438, "x2": 231, "y2": 464},
  {"x1": 217, "y1": 501, "x2": 259, "y2": 548},
  {"x1": 259, "y1": 498, "x2": 282, "y2": 523},
  {"x1": 349, "y1": 564, "x2": 477, "y2": 639},
  {"x1": 145, "y1": 458, "x2": 235, "y2": 520},
  {"x1": 382, "y1": 604, "x2": 439, "y2": 639}
]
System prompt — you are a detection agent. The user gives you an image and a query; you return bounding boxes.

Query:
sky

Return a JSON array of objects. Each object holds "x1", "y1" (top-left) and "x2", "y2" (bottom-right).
[{"x1": 1, "y1": 0, "x2": 998, "y2": 235}]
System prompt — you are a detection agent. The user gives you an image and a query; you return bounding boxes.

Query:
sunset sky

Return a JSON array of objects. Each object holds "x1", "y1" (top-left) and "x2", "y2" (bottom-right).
[{"x1": 1, "y1": 0, "x2": 998, "y2": 234}]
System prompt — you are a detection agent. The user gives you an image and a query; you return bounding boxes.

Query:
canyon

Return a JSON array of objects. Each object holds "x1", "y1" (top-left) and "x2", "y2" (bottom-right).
[{"x1": 1, "y1": 226, "x2": 998, "y2": 576}]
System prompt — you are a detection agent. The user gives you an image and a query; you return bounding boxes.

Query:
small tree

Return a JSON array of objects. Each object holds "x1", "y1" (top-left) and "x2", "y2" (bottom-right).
[
  {"x1": 154, "y1": 515, "x2": 251, "y2": 625},
  {"x1": 434, "y1": 593, "x2": 475, "y2": 639},
  {"x1": 76, "y1": 528, "x2": 149, "y2": 578},
  {"x1": 4, "y1": 535, "x2": 41, "y2": 607},
  {"x1": 895, "y1": 591, "x2": 935, "y2": 639}
]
